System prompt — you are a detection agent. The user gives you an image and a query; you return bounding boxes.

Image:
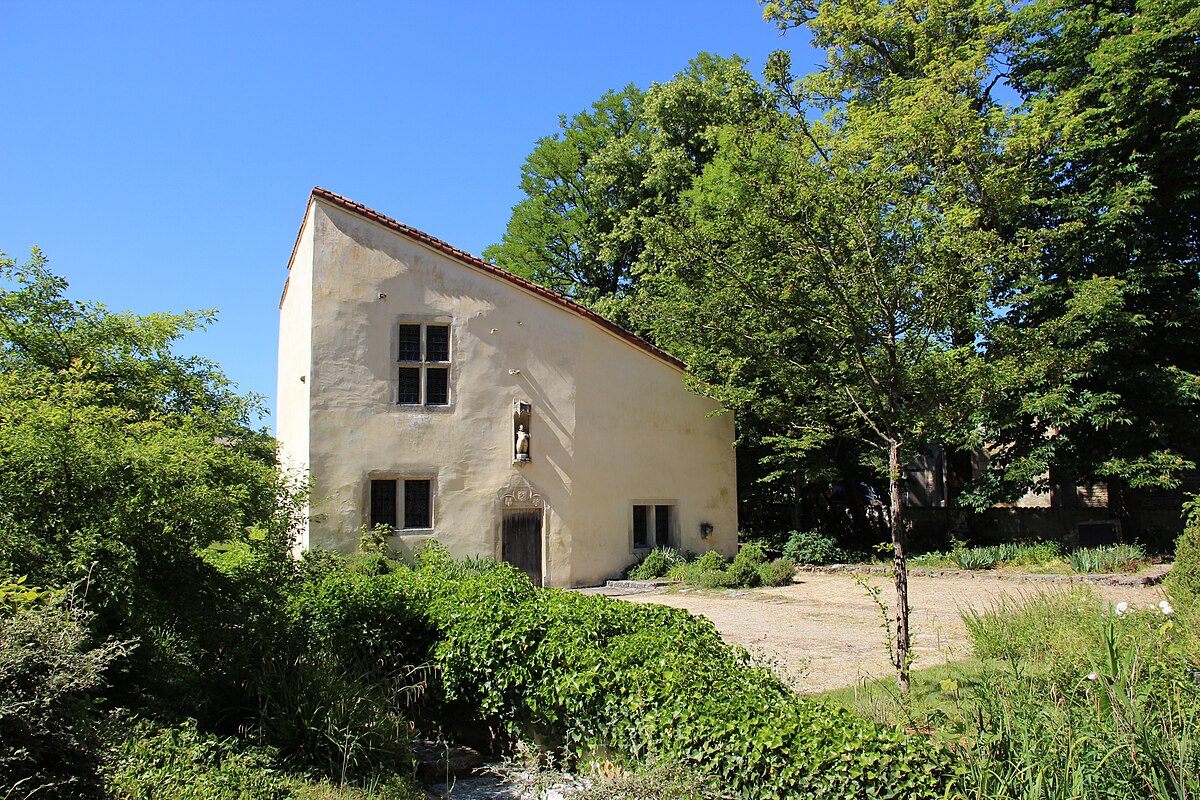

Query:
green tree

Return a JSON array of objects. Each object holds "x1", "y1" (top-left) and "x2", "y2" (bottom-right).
[
  {"x1": 485, "y1": 54, "x2": 768, "y2": 329},
  {"x1": 484, "y1": 84, "x2": 650, "y2": 307},
  {"x1": 975, "y1": 0, "x2": 1200, "y2": 512},
  {"x1": 0, "y1": 249, "x2": 297, "y2": 700},
  {"x1": 646, "y1": 1, "x2": 1026, "y2": 687}
]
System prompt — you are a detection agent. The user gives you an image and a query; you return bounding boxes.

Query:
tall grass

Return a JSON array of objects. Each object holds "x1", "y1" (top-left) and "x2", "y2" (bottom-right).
[
  {"x1": 957, "y1": 588, "x2": 1199, "y2": 799},
  {"x1": 1068, "y1": 543, "x2": 1148, "y2": 573},
  {"x1": 962, "y1": 588, "x2": 1100, "y2": 665}
]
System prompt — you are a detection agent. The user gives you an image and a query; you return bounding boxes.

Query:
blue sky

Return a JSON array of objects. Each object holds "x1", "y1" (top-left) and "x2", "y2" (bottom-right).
[{"x1": 1, "y1": 1, "x2": 814, "y2": 429}]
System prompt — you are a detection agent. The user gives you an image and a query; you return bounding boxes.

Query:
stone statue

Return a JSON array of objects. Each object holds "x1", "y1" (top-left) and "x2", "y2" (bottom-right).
[{"x1": 515, "y1": 424, "x2": 530, "y2": 461}]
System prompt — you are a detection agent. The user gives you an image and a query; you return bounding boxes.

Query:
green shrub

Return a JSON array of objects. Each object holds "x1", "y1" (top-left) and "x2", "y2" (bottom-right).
[
  {"x1": 0, "y1": 591, "x2": 128, "y2": 800},
  {"x1": 697, "y1": 568, "x2": 738, "y2": 589},
  {"x1": 104, "y1": 719, "x2": 291, "y2": 800},
  {"x1": 628, "y1": 548, "x2": 684, "y2": 580},
  {"x1": 782, "y1": 530, "x2": 845, "y2": 565},
  {"x1": 725, "y1": 543, "x2": 766, "y2": 588},
  {"x1": 694, "y1": 550, "x2": 727, "y2": 573},
  {"x1": 952, "y1": 545, "x2": 998, "y2": 570},
  {"x1": 1068, "y1": 543, "x2": 1147, "y2": 573},
  {"x1": 757, "y1": 558, "x2": 797, "y2": 587},
  {"x1": 257, "y1": 569, "x2": 428, "y2": 781},
  {"x1": 667, "y1": 550, "x2": 728, "y2": 584},
  {"x1": 1167, "y1": 503, "x2": 1200, "y2": 618},
  {"x1": 412, "y1": 553, "x2": 955, "y2": 799}
]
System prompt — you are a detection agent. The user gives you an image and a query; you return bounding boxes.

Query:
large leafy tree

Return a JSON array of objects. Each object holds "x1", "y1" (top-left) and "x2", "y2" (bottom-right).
[
  {"x1": 484, "y1": 84, "x2": 649, "y2": 306},
  {"x1": 485, "y1": 54, "x2": 768, "y2": 329},
  {"x1": 644, "y1": 0, "x2": 1028, "y2": 689},
  {"x1": 0, "y1": 249, "x2": 297, "y2": 697},
  {"x1": 976, "y1": 0, "x2": 1200, "y2": 515}
]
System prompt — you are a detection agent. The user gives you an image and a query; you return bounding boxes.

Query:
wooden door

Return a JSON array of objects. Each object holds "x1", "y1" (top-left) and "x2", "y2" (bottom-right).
[{"x1": 502, "y1": 508, "x2": 543, "y2": 585}]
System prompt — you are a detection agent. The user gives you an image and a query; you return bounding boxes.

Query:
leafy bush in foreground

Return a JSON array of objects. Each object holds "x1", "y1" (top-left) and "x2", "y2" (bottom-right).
[
  {"x1": 104, "y1": 719, "x2": 291, "y2": 800},
  {"x1": 0, "y1": 587, "x2": 129, "y2": 800},
  {"x1": 410, "y1": 546, "x2": 953, "y2": 799}
]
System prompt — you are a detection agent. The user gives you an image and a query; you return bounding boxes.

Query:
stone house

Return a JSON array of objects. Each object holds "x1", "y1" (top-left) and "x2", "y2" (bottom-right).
[{"x1": 276, "y1": 188, "x2": 738, "y2": 586}]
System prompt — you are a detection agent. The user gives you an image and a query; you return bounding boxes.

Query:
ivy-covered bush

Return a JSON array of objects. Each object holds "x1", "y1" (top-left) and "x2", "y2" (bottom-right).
[
  {"x1": 408, "y1": 545, "x2": 954, "y2": 799},
  {"x1": 103, "y1": 719, "x2": 292, "y2": 800}
]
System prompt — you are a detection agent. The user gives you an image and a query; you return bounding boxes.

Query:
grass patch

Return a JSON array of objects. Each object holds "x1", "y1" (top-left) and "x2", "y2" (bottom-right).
[
  {"x1": 962, "y1": 586, "x2": 1103, "y2": 665},
  {"x1": 906, "y1": 541, "x2": 1151, "y2": 574},
  {"x1": 820, "y1": 660, "x2": 992, "y2": 733}
]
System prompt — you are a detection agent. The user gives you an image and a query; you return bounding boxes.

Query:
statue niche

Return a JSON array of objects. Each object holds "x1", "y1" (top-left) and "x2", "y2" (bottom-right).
[{"x1": 513, "y1": 400, "x2": 531, "y2": 463}]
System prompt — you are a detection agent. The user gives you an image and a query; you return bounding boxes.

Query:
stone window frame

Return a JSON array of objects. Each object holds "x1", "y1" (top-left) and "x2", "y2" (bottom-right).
[
  {"x1": 368, "y1": 474, "x2": 436, "y2": 533},
  {"x1": 392, "y1": 316, "x2": 455, "y2": 410},
  {"x1": 631, "y1": 501, "x2": 676, "y2": 552}
]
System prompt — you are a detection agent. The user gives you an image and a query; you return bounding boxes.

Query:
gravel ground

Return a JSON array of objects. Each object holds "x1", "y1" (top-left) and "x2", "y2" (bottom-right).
[{"x1": 584, "y1": 567, "x2": 1171, "y2": 693}]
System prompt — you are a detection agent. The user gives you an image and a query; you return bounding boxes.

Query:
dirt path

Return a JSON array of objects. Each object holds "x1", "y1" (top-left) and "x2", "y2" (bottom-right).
[{"x1": 588, "y1": 570, "x2": 1169, "y2": 693}]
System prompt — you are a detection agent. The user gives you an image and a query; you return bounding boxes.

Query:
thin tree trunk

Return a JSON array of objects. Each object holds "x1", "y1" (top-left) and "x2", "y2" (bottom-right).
[{"x1": 889, "y1": 441, "x2": 911, "y2": 693}]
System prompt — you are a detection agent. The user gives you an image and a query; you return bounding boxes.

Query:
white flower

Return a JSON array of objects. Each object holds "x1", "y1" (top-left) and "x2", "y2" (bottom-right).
[
  {"x1": 1115, "y1": 601, "x2": 1129, "y2": 617},
  {"x1": 1159, "y1": 600, "x2": 1174, "y2": 616}
]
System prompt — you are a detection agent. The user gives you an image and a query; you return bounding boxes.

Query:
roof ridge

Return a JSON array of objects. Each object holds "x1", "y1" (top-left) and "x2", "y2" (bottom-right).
[{"x1": 304, "y1": 186, "x2": 685, "y2": 371}]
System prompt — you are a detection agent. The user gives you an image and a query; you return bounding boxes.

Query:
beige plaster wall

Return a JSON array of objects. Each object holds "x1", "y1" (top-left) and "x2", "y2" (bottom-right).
[
  {"x1": 278, "y1": 198, "x2": 737, "y2": 586},
  {"x1": 276, "y1": 210, "x2": 315, "y2": 550}
]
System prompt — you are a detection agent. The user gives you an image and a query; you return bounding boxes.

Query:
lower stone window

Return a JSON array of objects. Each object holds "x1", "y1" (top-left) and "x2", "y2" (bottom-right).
[
  {"x1": 633, "y1": 503, "x2": 673, "y2": 549},
  {"x1": 370, "y1": 478, "x2": 433, "y2": 530}
]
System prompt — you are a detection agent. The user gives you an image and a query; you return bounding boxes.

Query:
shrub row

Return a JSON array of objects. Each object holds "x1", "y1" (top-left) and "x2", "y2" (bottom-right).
[
  {"x1": 628, "y1": 543, "x2": 796, "y2": 588},
  {"x1": 909, "y1": 541, "x2": 1150, "y2": 573}
]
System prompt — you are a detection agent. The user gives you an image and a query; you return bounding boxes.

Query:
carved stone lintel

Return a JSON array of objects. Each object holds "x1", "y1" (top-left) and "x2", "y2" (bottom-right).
[{"x1": 500, "y1": 476, "x2": 544, "y2": 508}]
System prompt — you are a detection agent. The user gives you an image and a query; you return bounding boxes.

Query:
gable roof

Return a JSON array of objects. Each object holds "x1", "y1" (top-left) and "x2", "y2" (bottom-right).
[{"x1": 288, "y1": 187, "x2": 685, "y2": 371}]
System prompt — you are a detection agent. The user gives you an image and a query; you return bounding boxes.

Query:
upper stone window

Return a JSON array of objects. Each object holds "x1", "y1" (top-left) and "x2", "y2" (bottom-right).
[{"x1": 397, "y1": 322, "x2": 450, "y2": 406}]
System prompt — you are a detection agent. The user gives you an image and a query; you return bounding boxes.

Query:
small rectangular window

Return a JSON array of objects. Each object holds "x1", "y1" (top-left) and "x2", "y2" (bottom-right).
[
  {"x1": 404, "y1": 479, "x2": 431, "y2": 529},
  {"x1": 632, "y1": 503, "x2": 675, "y2": 550},
  {"x1": 397, "y1": 367, "x2": 421, "y2": 404},
  {"x1": 398, "y1": 324, "x2": 422, "y2": 361},
  {"x1": 426, "y1": 325, "x2": 450, "y2": 362},
  {"x1": 655, "y1": 505, "x2": 671, "y2": 547},
  {"x1": 370, "y1": 480, "x2": 398, "y2": 529},
  {"x1": 425, "y1": 367, "x2": 449, "y2": 405},
  {"x1": 396, "y1": 322, "x2": 452, "y2": 406},
  {"x1": 633, "y1": 505, "x2": 649, "y2": 548}
]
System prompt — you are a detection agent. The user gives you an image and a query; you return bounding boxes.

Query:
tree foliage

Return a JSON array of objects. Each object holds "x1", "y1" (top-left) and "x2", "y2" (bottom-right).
[
  {"x1": 642, "y1": 0, "x2": 1040, "y2": 688},
  {"x1": 0, "y1": 249, "x2": 298, "y2": 699},
  {"x1": 485, "y1": 54, "x2": 768, "y2": 329},
  {"x1": 977, "y1": 0, "x2": 1200, "y2": 500}
]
